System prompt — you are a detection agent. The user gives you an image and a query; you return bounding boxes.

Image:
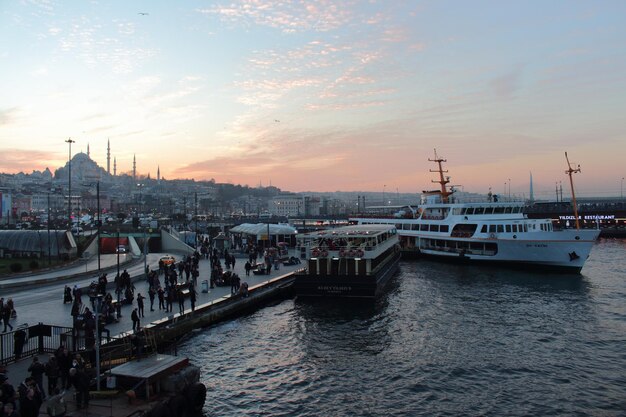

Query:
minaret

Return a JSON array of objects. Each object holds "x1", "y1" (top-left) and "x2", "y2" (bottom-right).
[
  {"x1": 87, "y1": 143, "x2": 90, "y2": 158},
  {"x1": 157, "y1": 166, "x2": 161, "y2": 183},
  {"x1": 133, "y1": 154, "x2": 136, "y2": 181},
  {"x1": 107, "y1": 139, "x2": 111, "y2": 174},
  {"x1": 114, "y1": 157, "x2": 117, "y2": 176},
  {"x1": 529, "y1": 172, "x2": 534, "y2": 203}
]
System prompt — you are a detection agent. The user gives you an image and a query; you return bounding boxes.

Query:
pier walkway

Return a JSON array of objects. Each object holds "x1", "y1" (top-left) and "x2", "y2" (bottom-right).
[{"x1": 1, "y1": 249, "x2": 304, "y2": 415}]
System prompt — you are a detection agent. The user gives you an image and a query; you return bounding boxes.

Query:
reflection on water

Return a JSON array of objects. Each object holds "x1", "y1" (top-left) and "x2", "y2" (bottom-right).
[{"x1": 179, "y1": 239, "x2": 626, "y2": 416}]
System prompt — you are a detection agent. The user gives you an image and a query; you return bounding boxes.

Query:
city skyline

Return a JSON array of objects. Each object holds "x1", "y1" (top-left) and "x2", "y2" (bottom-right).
[{"x1": 1, "y1": 1, "x2": 625, "y2": 196}]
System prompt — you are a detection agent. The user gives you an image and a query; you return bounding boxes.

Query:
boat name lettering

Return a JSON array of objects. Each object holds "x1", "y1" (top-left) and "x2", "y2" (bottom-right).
[
  {"x1": 526, "y1": 244, "x2": 548, "y2": 248},
  {"x1": 318, "y1": 285, "x2": 352, "y2": 292}
]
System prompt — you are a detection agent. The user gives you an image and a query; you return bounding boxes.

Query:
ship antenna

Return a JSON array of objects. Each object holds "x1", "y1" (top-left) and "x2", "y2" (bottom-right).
[
  {"x1": 564, "y1": 152, "x2": 581, "y2": 230},
  {"x1": 429, "y1": 148, "x2": 454, "y2": 203}
]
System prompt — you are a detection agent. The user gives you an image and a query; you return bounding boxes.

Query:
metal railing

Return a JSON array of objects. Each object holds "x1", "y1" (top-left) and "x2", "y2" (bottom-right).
[{"x1": 0, "y1": 323, "x2": 73, "y2": 365}]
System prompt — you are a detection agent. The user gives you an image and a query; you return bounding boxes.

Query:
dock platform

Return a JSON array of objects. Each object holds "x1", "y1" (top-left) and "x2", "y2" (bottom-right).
[{"x1": 110, "y1": 354, "x2": 189, "y2": 399}]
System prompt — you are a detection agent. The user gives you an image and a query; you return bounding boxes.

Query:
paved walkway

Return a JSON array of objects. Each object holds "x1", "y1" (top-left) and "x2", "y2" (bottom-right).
[{"x1": 1, "y1": 249, "x2": 304, "y2": 410}]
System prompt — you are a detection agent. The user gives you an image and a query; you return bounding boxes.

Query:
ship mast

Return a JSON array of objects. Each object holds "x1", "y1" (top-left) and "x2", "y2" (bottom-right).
[
  {"x1": 564, "y1": 152, "x2": 581, "y2": 230},
  {"x1": 429, "y1": 149, "x2": 454, "y2": 203}
]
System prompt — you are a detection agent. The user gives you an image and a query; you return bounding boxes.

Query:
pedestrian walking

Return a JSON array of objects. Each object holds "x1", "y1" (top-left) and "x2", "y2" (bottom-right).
[
  {"x1": 131, "y1": 308, "x2": 140, "y2": 332},
  {"x1": 190, "y1": 286, "x2": 197, "y2": 312},
  {"x1": 2, "y1": 303, "x2": 13, "y2": 332},
  {"x1": 136, "y1": 293, "x2": 145, "y2": 318},
  {"x1": 148, "y1": 287, "x2": 156, "y2": 312},
  {"x1": 166, "y1": 288, "x2": 174, "y2": 313},
  {"x1": 178, "y1": 289, "x2": 185, "y2": 314},
  {"x1": 157, "y1": 286, "x2": 165, "y2": 310}
]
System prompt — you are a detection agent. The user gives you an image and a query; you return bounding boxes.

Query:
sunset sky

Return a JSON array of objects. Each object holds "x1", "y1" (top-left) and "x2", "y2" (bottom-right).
[{"x1": 1, "y1": 1, "x2": 625, "y2": 198}]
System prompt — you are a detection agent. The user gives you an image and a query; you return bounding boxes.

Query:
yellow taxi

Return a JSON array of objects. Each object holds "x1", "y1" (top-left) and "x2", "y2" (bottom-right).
[{"x1": 159, "y1": 255, "x2": 176, "y2": 265}]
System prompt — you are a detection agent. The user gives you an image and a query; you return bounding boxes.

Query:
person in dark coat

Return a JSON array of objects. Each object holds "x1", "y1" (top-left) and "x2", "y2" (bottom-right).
[
  {"x1": 2, "y1": 303, "x2": 13, "y2": 332},
  {"x1": 131, "y1": 308, "x2": 140, "y2": 332},
  {"x1": 18, "y1": 377, "x2": 42, "y2": 417},
  {"x1": 157, "y1": 286, "x2": 165, "y2": 310},
  {"x1": 0, "y1": 372, "x2": 16, "y2": 407},
  {"x1": 63, "y1": 286, "x2": 72, "y2": 304},
  {"x1": 136, "y1": 293, "x2": 145, "y2": 318},
  {"x1": 27, "y1": 356, "x2": 46, "y2": 399},
  {"x1": 55, "y1": 346, "x2": 72, "y2": 390},
  {"x1": 189, "y1": 286, "x2": 197, "y2": 312},
  {"x1": 69, "y1": 368, "x2": 89, "y2": 409},
  {"x1": 148, "y1": 287, "x2": 156, "y2": 312},
  {"x1": 44, "y1": 355, "x2": 60, "y2": 396},
  {"x1": 13, "y1": 326, "x2": 27, "y2": 360},
  {"x1": 177, "y1": 289, "x2": 185, "y2": 314}
]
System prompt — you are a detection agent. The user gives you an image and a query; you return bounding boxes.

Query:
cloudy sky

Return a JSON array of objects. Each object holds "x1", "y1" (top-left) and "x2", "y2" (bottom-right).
[{"x1": 1, "y1": 1, "x2": 625, "y2": 197}]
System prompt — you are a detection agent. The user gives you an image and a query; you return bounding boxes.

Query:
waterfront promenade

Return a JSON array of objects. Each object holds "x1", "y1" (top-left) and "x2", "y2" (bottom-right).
[{"x1": 1, "y1": 249, "x2": 303, "y2": 415}]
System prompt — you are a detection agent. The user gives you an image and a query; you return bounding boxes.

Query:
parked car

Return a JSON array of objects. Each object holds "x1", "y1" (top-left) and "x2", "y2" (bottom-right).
[{"x1": 116, "y1": 245, "x2": 127, "y2": 253}]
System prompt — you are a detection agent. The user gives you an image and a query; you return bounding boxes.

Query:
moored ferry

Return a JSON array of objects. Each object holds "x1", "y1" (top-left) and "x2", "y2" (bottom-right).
[
  {"x1": 350, "y1": 152, "x2": 599, "y2": 273},
  {"x1": 294, "y1": 224, "x2": 401, "y2": 298}
]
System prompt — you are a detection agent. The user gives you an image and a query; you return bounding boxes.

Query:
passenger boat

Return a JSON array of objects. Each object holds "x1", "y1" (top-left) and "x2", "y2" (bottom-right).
[
  {"x1": 350, "y1": 151, "x2": 600, "y2": 273},
  {"x1": 294, "y1": 224, "x2": 401, "y2": 298}
]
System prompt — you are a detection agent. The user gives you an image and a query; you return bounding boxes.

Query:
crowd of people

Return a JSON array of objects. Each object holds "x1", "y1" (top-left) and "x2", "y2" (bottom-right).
[
  {"x1": 0, "y1": 344, "x2": 92, "y2": 416},
  {"x1": 0, "y1": 235, "x2": 301, "y2": 416}
]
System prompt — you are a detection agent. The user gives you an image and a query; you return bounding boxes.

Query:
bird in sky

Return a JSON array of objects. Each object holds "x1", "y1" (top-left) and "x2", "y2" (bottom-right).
[
  {"x1": 274, "y1": 119, "x2": 280, "y2": 122},
  {"x1": 138, "y1": 12, "x2": 149, "y2": 16}
]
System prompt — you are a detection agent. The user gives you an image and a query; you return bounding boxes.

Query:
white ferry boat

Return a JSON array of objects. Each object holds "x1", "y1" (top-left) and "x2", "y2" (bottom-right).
[
  {"x1": 294, "y1": 224, "x2": 401, "y2": 298},
  {"x1": 350, "y1": 152, "x2": 599, "y2": 273}
]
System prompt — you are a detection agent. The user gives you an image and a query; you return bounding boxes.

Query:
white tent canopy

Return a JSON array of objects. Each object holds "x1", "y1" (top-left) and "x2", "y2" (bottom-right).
[{"x1": 230, "y1": 223, "x2": 297, "y2": 238}]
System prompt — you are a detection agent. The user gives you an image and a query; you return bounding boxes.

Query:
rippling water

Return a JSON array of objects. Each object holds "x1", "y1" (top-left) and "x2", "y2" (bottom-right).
[{"x1": 180, "y1": 239, "x2": 626, "y2": 416}]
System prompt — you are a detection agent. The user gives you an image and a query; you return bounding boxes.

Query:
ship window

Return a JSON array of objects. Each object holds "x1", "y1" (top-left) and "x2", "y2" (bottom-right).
[
  {"x1": 474, "y1": 207, "x2": 485, "y2": 215},
  {"x1": 466, "y1": 208, "x2": 474, "y2": 215},
  {"x1": 504, "y1": 207, "x2": 512, "y2": 214},
  {"x1": 497, "y1": 225, "x2": 504, "y2": 233},
  {"x1": 481, "y1": 225, "x2": 487, "y2": 233},
  {"x1": 489, "y1": 225, "x2": 497, "y2": 233},
  {"x1": 430, "y1": 225, "x2": 439, "y2": 232},
  {"x1": 506, "y1": 225, "x2": 511, "y2": 233},
  {"x1": 412, "y1": 224, "x2": 419, "y2": 230},
  {"x1": 440, "y1": 225, "x2": 449, "y2": 233},
  {"x1": 420, "y1": 224, "x2": 429, "y2": 231},
  {"x1": 484, "y1": 207, "x2": 494, "y2": 214},
  {"x1": 523, "y1": 224, "x2": 528, "y2": 232},
  {"x1": 494, "y1": 206, "x2": 505, "y2": 214},
  {"x1": 470, "y1": 242, "x2": 483, "y2": 251}
]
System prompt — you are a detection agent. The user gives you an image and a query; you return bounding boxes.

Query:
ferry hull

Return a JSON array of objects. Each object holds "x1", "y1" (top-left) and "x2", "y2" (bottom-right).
[
  {"x1": 400, "y1": 233, "x2": 597, "y2": 273},
  {"x1": 295, "y1": 253, "x2": 400, "y2": 298}
]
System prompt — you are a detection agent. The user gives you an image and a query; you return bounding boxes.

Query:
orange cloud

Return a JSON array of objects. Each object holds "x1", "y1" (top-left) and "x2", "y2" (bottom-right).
[{"x1": 0, "y1": 149, "x2": 64, "y2": 174}]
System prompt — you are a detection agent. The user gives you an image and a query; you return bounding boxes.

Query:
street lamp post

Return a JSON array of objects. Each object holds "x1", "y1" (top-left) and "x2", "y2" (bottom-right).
[
  {"x1": 47, "y1": 193, "x2": 51, "y2": 266},
  {"x1": 97, "y1": 181, "x2": 101, "y2": 271},
  {"x1": 65, "y1": 138, "x2": 75, "y2": 230},
  {"x1": 195, "y1": 192, "x2": 198, "y2": 247},
  {"x1": 508, "y1": 178, "x2": 511, "y2": 199},
  {"x1": 143, "y1": 228, "x2": 148, "y2": 280},
  {"x1": 622, "y1": 177, "x2": 624, "y2": 199},
  {"x1": 94, "y1": 294, "x2": 103, "y2": 390}
]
